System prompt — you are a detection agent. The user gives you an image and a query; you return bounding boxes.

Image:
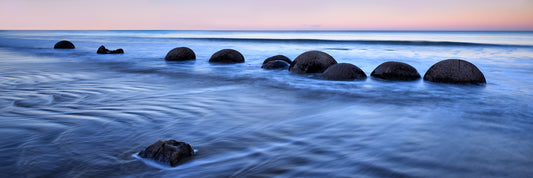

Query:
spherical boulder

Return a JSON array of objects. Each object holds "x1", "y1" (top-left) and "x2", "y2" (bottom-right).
[
  {"x1": 54, "y1": 40, "x2": 75, "y2": 49},
  {"x1": 371, "y1": 61, "x2": 421, "y2": 81},
  {"x1": 209, "y1": 49, "x2": 245, "y2": 64},
  {"x1": 321, "y1": 63, "x2": 366, "y2": 81},
  {"x1": 423, "y1": 59, "x2": 486, "y2": 84},
  {"x1": 289, "y1": 50, "x2": 337, "y2": 74},
  {"x1": 262, "y1": 60, "x2": 290, "y2": 69},
  {"x1": 263, "y1": 55, "x2": 291, "y2": 65},
  {"x1": 138, "y1": 140, "x2": 194, "y2": 167},
  {"x1": 165, "y1": 47, "x2": 196, "y2": 61}
]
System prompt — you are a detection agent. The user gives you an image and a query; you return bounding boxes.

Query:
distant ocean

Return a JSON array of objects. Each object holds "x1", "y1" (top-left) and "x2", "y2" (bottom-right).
[{"x1": 0, "y1": 30, "x2": 532, "y2": 177}]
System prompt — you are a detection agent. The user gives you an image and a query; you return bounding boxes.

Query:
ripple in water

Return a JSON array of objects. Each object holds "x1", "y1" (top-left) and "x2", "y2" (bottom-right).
[{"x1": 0, "y1": 31, "x2": 532, "y2": 177}]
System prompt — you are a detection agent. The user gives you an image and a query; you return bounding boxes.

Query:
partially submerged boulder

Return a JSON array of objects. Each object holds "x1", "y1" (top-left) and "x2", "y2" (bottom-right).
[
  {"x1": 289, "y1": 51, "x2": 337, "y2": 74},
  {"x1": 209, "y1": 49, "x2": 245, "y2": 64},
  {"x1": 138, "y1": 140, "x2": 194, "y2": 167},
  {"x1": 262, "y1": 60, "x2": 290, "y2": 69},
  {"x1": 97, "y1": 46, "x2": 107, "y2": 54},
  {"x1": 54, "y1": 40, "x2": 75, "y2": 49},
  {"x1": 165, "y1": 47, "x2": 196, "y2": 61},
  {"x1": 97, "y1": 45, "x2": 124, "y2": 54},
  {"x1": 424, "y1": 59, "x2": 486, "y2": 84},
  {"x1": 263, "y1": 55, "x2": 291, "y2": 65},
  {"x1": 321, "y1": 63, "x2": 366, "y2": 81},
  {"x1": 371, "y1": 61, "x2": 421, "y2": 81},
  {"x1": 110, "y1": 48, "x2": 124, "y2": 54}
]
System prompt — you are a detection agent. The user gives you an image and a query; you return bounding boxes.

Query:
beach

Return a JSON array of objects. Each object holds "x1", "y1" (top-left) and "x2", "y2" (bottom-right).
[{"x1": 0, "y1": 30, "x2": 532, "y2": 177}]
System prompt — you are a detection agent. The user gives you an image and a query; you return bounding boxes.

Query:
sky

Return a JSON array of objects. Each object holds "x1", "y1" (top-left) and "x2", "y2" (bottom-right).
[{"x1": 1, "y1": 0, "x2": 532, "y2": 30}]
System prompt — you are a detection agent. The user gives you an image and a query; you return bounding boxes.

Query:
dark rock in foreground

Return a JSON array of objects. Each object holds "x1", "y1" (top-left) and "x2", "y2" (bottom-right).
[
  {"x1": 424, "y1": 59, "x2": 486, "y2": 84},
  {"x1": 262, "y1": 60, "x2": 290, "y2": 69},
  {"x1": 321, "y1": 63, "x2": 366, "y2": 81},
  {"x1": 138, "y1": 140, "x2": 194, "y2": 167},
  {"x1": 97, "y1": 45, "x2": 124, "y2": 54},
  {"x1": 54, "y1": 40, "x2": 75, "y2": 49},
  {"x1": 289, "y1": 50, "x2": 337, "y2": 74},
  {"x1": 263, "y1": 55, "x2": 291, "y2": 65},
  {"x1": 209, "y1": 49, "x2": 244, "y2": 63},
  {"x1": 165, "y1": 47, "x2": 196, "y2": 61},
  {"x1": 371, "y1": 61, "x2": 421, "y2": 81}
]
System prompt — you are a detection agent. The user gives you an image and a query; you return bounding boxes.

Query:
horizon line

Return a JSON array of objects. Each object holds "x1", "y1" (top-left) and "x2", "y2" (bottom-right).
[{"x1": 2, "y1": 29, "x2": 533, "y2": 32}]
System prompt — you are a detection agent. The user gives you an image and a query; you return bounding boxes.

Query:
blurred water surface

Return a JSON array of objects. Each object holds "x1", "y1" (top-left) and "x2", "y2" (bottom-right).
[{"x1": 0, "y1": 30, "x2": 532, "y2": 177}]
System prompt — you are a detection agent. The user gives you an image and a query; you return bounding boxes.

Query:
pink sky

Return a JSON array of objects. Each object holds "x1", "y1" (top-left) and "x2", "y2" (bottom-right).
[{"x1": 1, "y1": 0, "x2": 532, "y2": 30}]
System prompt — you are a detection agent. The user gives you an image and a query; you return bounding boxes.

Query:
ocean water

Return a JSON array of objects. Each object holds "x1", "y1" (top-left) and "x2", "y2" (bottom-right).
[{"x1": 0, "y1": 30, "x2": 532, "y2": 177}]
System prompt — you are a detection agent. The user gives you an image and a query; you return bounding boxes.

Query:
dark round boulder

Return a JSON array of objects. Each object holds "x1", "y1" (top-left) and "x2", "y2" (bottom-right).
[
  {"x1": 321, "y1": 63, "x2": 366, "y2": 81},
  {"x1": 263, "y1": 55, "x2": 291, "y2": 65},
  {"x1": 262, "y1": 60, "x2": 290, "y2": 69},
  {"x1": 138, "y1": 140, "x2": 194, "y2": 167},
  {"x1": 209, "y1": 49, "x2": 244, "y2": 63},
  {"x1": 371, "y1": 61, "x2": 421, "y2": 81},
  {"x1": 165, "y1": 47, "x2": 196, "y2": 61},
  {"x1": 289, "y1": 50, "x2": 337, "y2": 74},
  {"x1": 423, "y1": 59, "x2": 486, "y2": 84},
  {"x1": 54, "y1": 40, "x2": 75, "y2": 49}
]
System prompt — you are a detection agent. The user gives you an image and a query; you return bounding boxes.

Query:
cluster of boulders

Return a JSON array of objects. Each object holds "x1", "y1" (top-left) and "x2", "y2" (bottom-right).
[
  {"x1": 159, "y1": 45, "x2": 485, "y2": 84},
  {"x1": 281, "y1": 50, "x2": 485, "y2": 84},
  {"x1": 55, "y1": 40, "x2": 487, "y2": 167},
  {"x1": 54, "y1": 40, "x2": 486, "y2": 85},
  {"x1": 54, "y1": 40, "x2": 124, "y2": 54}
]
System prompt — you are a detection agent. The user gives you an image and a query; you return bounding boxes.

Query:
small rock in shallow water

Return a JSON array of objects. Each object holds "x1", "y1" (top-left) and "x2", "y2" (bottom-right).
[
  {"x1": 263, "y1": 55, "x2": 291, "y2": 64},
  {"x1": 97, "y1": 45, "x2": 108, "y2": 54},
  {"x1": 109, "y1": 48, "x2": 124, "y2": 54},
  {"x1": 54, "y1": 40, "x2": 75, "y2": 49},
  {"x1": 262, "y1": 60, "x2": 290, "y2": 69},
  {"x1": 138, "y1": 140, "x2": 194, "y2": 167},
  {"x1": 97, "y1": 45, "x2": 124, "y2": 54}
]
